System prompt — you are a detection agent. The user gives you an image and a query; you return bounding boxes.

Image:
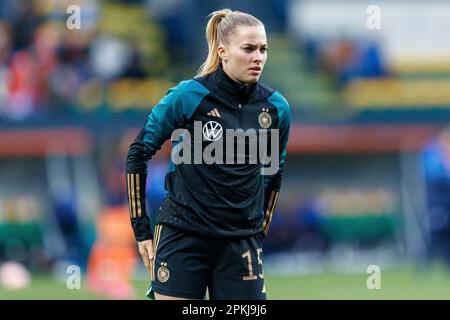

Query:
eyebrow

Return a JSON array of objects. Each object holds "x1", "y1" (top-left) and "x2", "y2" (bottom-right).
[{"x1": 241, "y1": 43, "x2": 268, "y2": 47}]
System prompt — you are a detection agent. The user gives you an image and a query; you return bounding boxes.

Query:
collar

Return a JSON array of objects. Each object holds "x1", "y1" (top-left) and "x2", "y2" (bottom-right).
[{"x1": 212, "y1": 64, "x2": 257, "y2": 99}]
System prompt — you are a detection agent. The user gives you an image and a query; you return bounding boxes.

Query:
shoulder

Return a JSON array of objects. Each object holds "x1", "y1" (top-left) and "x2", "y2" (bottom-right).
[
  {"x1": 266, "y1": 90, "x2": 290, "y2": 112},
  {"x1": 157, "y1": 79, "x2": 210, "y2": 114},
  {"x1": 256, "y1": 83, "x2": 289, "y2": 109},
  {"x1": 192, "y1": 73, "x2": 217, "y2": 92},
  {"x1": 165, "y1": 79, "x2": 210, "y2": 102},
  {"x1": 256, "y1": 82, "x2": 275, "y2": 98},
  {"x1": 264, "y1": 88, "x2": 290, "y2": 123},
  {"x1": 262, "y1": 87, "x2": 290, "y2": 130}
]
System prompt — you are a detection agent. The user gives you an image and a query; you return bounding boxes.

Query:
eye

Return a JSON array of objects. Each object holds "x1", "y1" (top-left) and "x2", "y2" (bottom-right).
[
  {"x1": 243, "y1": 47, "x2": 253, "y2": 52},
  {"x1": 261, "y1": 47, "x2": 268, "y2": 53}
]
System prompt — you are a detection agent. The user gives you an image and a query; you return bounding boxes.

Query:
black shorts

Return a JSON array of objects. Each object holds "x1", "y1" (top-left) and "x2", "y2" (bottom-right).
[{"x1": 150, "y1": 224, "x2": 266, "y2": 300}]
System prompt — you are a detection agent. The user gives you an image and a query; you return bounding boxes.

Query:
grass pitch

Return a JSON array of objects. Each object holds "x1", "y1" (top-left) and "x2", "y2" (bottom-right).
[{"x1": 1, "y1": 265, "x2": 449, "y2": 300}]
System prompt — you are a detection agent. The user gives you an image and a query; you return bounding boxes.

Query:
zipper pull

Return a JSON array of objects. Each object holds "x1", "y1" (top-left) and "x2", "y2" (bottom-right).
[{"x1": 238, "y1": 104, "x2": 242, "y2": 111}]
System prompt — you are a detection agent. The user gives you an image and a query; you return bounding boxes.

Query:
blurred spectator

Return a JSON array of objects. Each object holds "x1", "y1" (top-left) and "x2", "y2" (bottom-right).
[
  {"x1": 317, "y1": 37, "x2": 387, "y2": 86},
  {"x1": 90, "y1": 36, "x2": 133, "y2": 82},
  {"x1": 6, "y1": 50, "x2": 40, "y2": 120},
  {"x1": 0, "y1": 0, "x2": 154, "y2": 121},
  {"x1": 4, "y1": 22, "x2": 62, "y2": 119},
  {"x1": 0, "y1": 22, "x2": 11, "y2": 118},
  {"x1": 9, "y1": 1, "x2": 39, "y2": 50},
  {"x1": 100, "y1": 134, "x2": 130, "y2": 206},
  {"x1": 145, "y1": 159, "x2": 169, "y2": 235},
  {"x1": 121, "y1": 47, "x2": 147, "y2": 79},
  {"x1": 86, "y1": 205, "x2": 137, "y2": 299},
  {"x1": 50, "y1": 177, "x2": 82, "y2": 265},
  {"x1": 422, "y1": 128, "x2": 450, "y2": 267},
  {"x1": 86, "y1": 133, "x2": 139, "y2": 299}
]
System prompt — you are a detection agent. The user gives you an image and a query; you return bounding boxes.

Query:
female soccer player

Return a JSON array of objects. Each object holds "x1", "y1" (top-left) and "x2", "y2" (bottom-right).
[{"x1": 126, "y1": 9, "x2": 290, "y2": 300}]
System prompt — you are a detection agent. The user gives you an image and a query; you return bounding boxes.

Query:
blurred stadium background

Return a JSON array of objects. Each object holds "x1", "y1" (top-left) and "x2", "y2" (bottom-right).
[{"x1": 0, "y1": 0, "x2": 450, "y2": 299}]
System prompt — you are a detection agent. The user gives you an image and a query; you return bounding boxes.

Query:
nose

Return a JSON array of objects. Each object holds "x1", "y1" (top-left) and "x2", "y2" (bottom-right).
[{"x1": 253, "y1": 50, "x2": 263, "y2": 63}]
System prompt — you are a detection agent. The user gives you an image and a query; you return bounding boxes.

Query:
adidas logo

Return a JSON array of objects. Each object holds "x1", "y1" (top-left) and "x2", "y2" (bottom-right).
[{"x1": 207, "y1": 108, "x2": 221, "y2": 118}]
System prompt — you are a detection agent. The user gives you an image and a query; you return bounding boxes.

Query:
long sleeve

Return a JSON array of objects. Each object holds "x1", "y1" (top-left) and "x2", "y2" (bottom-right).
[
  {"x1": 126, "y1": 79, "x2": 210, "y2": 241},
  {"x1": 262, "y1": 91, "x2": 291, "y2": 235}
]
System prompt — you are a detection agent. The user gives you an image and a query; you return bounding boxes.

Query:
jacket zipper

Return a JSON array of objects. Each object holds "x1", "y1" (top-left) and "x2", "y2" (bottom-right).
[{"x1": 238, "y1": 103, "x2": 243, "y2": 128}]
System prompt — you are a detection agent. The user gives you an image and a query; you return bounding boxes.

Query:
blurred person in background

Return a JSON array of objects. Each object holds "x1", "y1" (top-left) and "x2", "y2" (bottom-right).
[
  {"x1": 422, "y1": 127, "x2": 450, "y2": 267},
  {"x1": 317, "y1": 37, "x2": 386, "y2": 87},
  {"x1": 86, "y1": 134, "x2": 138, "y2": 299},
  {"x1": 126, "y1": 9, "x2": 290, "y2": 300},
  {"x1": 145, "y1": 159, "x2": 168, "y2": 236},
  {"x1": 0, "y1": 22, "x2": 11, "y2": 117}
]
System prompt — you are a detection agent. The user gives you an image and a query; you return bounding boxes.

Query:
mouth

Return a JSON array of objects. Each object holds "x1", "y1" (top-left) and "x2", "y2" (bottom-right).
[{"x1": 249, "y1": 66, "x2": 262, "y2": 74}]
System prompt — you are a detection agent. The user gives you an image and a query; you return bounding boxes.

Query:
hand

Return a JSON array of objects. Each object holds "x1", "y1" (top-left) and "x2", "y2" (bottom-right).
[{"x1": 137, "y1": 239, "x2": 154, "y2": 274}]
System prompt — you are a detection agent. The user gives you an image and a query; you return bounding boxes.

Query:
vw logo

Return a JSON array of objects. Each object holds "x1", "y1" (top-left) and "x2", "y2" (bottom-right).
[{"x1": 202, "y1": 121, "x2": 223, "y2": 141}]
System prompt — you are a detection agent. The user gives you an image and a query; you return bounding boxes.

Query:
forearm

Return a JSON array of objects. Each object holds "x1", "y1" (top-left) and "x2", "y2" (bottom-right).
[
  {"x1": 126, "y1": 172, "x2": 152, "y2": 241},
  {"x1": 262, "y1": 170, "x2": 283, "y2": 235},
  {"x1": 126, "y1": 131, "x2": 152, "y2": 241}
]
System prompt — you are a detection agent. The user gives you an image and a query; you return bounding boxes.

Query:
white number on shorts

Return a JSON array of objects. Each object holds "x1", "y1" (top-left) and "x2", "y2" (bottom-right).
[{"x1": 242, "y1": 248, "x2": 264, "y2": 281}]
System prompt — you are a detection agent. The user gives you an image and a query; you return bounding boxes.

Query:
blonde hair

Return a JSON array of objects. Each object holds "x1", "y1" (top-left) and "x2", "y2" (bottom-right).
[{"x1": 197, "y1": 9, "x2": 264, "y2": 76}]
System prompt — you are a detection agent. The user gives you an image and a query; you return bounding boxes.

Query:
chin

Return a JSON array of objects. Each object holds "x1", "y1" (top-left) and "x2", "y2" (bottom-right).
[{"x1": 245, "y1": 76, "x2": 259, "y2": 84}]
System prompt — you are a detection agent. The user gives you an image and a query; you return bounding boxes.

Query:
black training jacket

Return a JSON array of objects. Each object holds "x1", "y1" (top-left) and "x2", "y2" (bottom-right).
[{"x1": 126, "y1": 65, "x2": 290, "y2": 240}]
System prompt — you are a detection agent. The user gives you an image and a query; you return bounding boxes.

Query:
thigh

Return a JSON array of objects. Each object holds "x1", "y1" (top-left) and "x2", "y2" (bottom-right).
[
  {"x1": 151, "y1": 224, "x2": 210, "y2": 299},
  {"x1": 210, "y1": 233, "x2": 266, "y2": 300}
]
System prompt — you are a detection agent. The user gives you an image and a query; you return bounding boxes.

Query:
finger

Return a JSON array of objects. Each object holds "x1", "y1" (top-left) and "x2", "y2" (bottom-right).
[
  {"x1": 142, "y1": 249, "x2": 151, "y2": 259},
  {"x1": 147, "y1": 241, "x2": 154, "y2": 260},
  {"x1": 143, "y1": 258, "x2": 151, "y2": 273},
  {"x1": 139, "y1": 249, "x2": 149, "y2": 263}
]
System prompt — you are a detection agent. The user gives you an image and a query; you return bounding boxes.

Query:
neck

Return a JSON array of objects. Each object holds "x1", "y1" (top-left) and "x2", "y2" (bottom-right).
[{"x1": 222, "y1": 64, "x2": 243, "y2": 85}]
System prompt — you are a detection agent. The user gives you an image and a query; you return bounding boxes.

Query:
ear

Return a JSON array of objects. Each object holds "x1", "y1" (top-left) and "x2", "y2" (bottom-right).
[{"x1": 217, "y1": 44, "x2": 227, "y2": 62}]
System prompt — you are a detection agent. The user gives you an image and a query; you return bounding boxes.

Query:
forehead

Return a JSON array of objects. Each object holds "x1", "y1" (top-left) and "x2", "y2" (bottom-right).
[{"x1": 231, "y1": 25, "x2": 267, "y2": 45}]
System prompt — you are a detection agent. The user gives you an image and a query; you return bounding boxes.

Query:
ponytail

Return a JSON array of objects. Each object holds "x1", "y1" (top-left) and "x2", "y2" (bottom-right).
[{"x1": 197, "y1": 9, "x2": 231, "y2": 76}]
